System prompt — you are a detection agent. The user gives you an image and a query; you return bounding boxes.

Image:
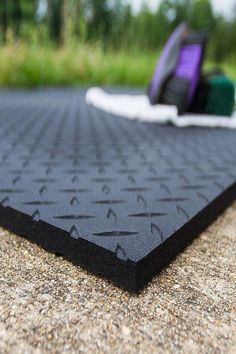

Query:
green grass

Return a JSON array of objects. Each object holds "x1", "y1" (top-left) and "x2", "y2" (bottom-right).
[{"x1": 0, "y1": 42, "x2": 235, "y2": 87}]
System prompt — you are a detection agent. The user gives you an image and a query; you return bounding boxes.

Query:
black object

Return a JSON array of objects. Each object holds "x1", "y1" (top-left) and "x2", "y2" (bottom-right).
[
  {"x1": 159, "y1": 30, "x2": 208, "y2": 114},
  {"x1": 160, "y1": 76, "x2": 190, "y2": 115},
  {"x1": 1, "y1": 88, "x2": 236, "y2": 293},
  {"x1": 189, "y1": 75, "x2": 209, "y2": 114}
]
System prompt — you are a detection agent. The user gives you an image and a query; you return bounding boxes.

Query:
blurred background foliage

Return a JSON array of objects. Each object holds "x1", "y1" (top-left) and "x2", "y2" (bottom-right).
[{"x1": 0, "y1": 0, "x2": 235, "y2": 87}]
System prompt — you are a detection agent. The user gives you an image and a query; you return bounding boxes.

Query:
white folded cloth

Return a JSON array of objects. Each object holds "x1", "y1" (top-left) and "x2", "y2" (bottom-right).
[{"x1": 86, "y1": 87, "x2": 236, "y2": 129}]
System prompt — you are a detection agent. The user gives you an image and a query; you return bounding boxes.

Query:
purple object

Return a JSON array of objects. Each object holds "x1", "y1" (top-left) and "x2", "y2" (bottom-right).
[
  {"x1": 175, "y1": 44, "x2": 203, "y2": 105},
  {"x1": 148, "y1": 23, "x2": 187, "y2": 105}
]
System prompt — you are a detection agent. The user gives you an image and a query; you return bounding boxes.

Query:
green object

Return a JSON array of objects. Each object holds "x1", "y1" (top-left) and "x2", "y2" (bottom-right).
[{"x1": 206, "y1": 75, "x2": 235, "y2": 117}]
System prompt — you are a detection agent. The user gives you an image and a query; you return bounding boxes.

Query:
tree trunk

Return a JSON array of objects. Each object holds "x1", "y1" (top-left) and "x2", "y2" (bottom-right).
[
  {"x1": 0, "y1": 0, "x2": 8, "y2": 42},
  {"x1": 47, "y1": 0, "x2": 64, "y2": 44},
  {"x1": 12, "y1": 0, "x2": 23, "y2": 38}
]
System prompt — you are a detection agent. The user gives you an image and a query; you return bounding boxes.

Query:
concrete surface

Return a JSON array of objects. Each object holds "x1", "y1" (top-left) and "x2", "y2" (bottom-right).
[{"x1": 0, "y1": 202, "x2": 236, "y2": 354}]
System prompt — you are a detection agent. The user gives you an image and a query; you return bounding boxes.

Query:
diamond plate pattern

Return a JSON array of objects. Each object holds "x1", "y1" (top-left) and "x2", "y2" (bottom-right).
[{"x1": 0, "y1": 88, "x2": 236, "y2": 292}]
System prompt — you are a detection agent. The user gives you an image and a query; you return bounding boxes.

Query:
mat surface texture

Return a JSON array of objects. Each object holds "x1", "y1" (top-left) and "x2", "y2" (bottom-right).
[{"x1": 0, "y1": 88, "x2": 236, "y2": 292}]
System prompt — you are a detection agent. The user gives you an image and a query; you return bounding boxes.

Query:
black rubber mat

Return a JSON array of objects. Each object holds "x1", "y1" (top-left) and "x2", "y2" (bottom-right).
[{"x1": 0, "y1": 88, "x2": 236, "y2": 292}]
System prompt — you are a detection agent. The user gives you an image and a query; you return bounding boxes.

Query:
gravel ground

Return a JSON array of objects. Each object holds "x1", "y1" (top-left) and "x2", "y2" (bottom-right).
[{"x1": 0, "y1": 202, "x2": 236, "y2": 354}]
